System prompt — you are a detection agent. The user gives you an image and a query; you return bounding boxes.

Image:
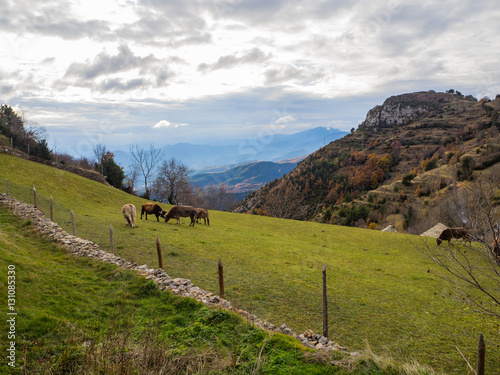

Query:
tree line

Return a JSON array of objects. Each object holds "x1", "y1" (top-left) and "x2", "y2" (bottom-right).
[{"x1": 0, "y1": 105, "x2": 52, "y2": 160}]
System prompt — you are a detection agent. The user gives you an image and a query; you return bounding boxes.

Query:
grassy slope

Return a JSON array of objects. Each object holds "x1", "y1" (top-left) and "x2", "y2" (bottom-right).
[
  {"x1": 1, "y1": 153, "x2": 499, "y2": 373},
  {"x1": 0, "y1": 204, "x2": 345, "y2": 374}
]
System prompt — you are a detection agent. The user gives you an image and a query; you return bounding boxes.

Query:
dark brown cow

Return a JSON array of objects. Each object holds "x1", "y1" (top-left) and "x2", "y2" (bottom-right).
[
  {"x1": 437, "y1": 228, "x2": 472, "y2": 246},
  {"x1": 121, "y1": 204, "x2": 136, "y2": 228},
  {"x1": 164, "y1": 205, "x2": 197, "y2": 226},
  {"x1": 141, "y1": 202, "x2": 165, "y2": 221},
  {"x1": 194, "y1": 208, "x2": 210, "y2": 226}
]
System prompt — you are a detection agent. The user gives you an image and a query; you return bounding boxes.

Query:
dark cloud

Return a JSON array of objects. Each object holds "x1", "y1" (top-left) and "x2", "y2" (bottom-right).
[
  {"x1": 264, "y1": 64, "x2": 327, "y2": 86},
  {"x1": 0, "y1": 1, "x2": 110, "y2": 40},
  {"x1": 62, "y1": 45, "x2": 175, "y2": 92},
  {"x1": 198, "y1": 47, "x2": 272, "y2": 72}
]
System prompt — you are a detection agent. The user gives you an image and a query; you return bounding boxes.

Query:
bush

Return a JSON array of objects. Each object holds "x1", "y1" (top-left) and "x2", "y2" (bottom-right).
[
  {"x1": 402, "y1": 173, "x2": 415, "y2": 186},
  {"x1": 425, "y1": 158, "x2": 438, "y2": 171}
]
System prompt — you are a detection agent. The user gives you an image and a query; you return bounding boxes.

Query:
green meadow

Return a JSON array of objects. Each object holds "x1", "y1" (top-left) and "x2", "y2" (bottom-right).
[{"x1": 1, "y1": 153, "x2": 499, "y2": 373}]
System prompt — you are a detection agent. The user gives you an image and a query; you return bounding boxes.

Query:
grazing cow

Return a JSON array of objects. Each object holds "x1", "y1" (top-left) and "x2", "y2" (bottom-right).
[
  {"x1": 164, "y1": 205, "x2": 197, "y2": 226},
  {"x1": 121, "y1": 204, "x2": 136, "y2": 228},
  {"x1": 141, "y1": 202, "x2": 166, "y2": 221},
  {"x1": 194, "y1": 208, "x2": 210, "y2": 226},
  {"x1": 437, "y1": 228, "x2": 472, "y2": 246}
]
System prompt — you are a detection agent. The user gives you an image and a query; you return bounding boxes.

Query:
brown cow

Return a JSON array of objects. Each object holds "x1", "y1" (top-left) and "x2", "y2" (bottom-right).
[
  {"x1": 437, "y1": 228, "x2": 472, "y2": 246},
  {"x1": 164, "y1": 205, "x2": 197, "y2": 226},
  {"x1": 121, "y1": 204, "x2": 136, "y2": 228},
  {"x1": 141, "y1": 202, "x2": 166, "y2": 221},
  {"x1": 194, "y1": 208, "x2": 210, "y2": 226}
]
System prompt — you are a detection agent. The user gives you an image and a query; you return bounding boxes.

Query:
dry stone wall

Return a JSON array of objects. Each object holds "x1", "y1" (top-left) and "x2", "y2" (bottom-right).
[{"x1": 0, "y1": 193, "x2": 358, "y2": 357}]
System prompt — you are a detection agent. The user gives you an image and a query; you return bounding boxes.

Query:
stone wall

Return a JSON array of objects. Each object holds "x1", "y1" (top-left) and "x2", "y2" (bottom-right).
[{"x1": 0, "y1": 193, "x2": 358, "y2": 357}]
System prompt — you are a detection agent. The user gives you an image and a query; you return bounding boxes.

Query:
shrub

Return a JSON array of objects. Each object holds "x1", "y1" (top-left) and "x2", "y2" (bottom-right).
[{"x1": 402, "y1": 173, "x2": 415, "y2": 186}]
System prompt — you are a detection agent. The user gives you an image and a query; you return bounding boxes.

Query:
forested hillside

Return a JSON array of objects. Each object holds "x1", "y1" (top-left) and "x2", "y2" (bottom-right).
[{"x1": 234, "y1": 91, "x2": 500, "y2": 232}]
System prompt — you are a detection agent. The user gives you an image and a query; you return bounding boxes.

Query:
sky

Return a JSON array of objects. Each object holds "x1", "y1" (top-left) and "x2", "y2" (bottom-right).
[{"x1": 1, "y1": 0, "x2": 499, "y2": 158}]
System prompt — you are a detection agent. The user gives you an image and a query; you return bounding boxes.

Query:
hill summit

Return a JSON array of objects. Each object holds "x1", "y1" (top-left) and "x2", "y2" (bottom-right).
[{"x1": 234, "y1": 90, "x2": 500, "y2": 232}]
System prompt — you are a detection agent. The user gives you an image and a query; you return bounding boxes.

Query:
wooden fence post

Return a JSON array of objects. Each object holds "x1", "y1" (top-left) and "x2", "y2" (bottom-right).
[
  {"x1": 33, "y1": 186, "x2": 37, "y2": 208},
  {"x1": 478, "y1": 333, "x2": 485, "y2": 375},
  {"x1": 5, "y1": 178, "x2": 8, "y2": 195},
  {"x1": 110, "y1": 225, "x2": 114, "y2": 254},
  {"x1": 322, "y1": 264, "x2": 328, "y2": 339},
  {"x1": 218, "y1": 258, "x2": 225, "y2": 299},
  {"x1": 156, "y1": 237, "x2": 163, "y2": 269},
  {"x1": 50, "y1": 195, "x2": 53, "y2": 221},
  {"x1": 70, "y1": 209, "x2": 76, "y2": 236}
]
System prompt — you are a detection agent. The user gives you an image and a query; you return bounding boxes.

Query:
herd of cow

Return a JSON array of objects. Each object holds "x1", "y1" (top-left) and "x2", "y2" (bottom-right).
[
  {"x1": 120, "y1": 204, "x2": 500, "y2": 256},
  {"x1": 121, "y1": 202, "x2": 209, "y2": 229}
]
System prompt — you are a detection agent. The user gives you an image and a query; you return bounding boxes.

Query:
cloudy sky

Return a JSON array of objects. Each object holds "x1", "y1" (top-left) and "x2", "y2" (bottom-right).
[{"x1": 1, "y1": 0, "x2": 499, "y2": 157}]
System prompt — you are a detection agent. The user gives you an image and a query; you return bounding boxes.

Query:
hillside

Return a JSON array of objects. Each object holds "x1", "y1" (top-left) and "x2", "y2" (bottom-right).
[
  {"x1": 1, "y1": 151, "x2": 500, "y2": 373},
  {"x1": 234, "y1": 91, "x2": 500, "y2": 231},
  {"x1": 0, "y1": 203, "x2": 349, "y2": 374}
]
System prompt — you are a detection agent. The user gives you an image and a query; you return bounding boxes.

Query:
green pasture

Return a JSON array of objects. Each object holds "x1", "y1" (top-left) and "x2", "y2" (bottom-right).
[
  {"x1": 1, "y1": 153, "x2": 499, "y2": 373},
  {"x1": 0, "y1": 203, "x2": 345, "y2": 374}
]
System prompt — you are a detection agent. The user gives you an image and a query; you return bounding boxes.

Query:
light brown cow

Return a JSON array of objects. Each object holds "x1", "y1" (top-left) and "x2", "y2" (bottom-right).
[
  {"x1": 164, "y1": 205, "x2": 197, "y2": 226},
  {"x1": 121, "y1": 204, "x2": 136, "y2": 228},
  {"x1": 194, "y1": 208, "x2": 210, "y2": 226},
  {"x1": 437, "y1": 227, "x2": 472, "y2": 246}
]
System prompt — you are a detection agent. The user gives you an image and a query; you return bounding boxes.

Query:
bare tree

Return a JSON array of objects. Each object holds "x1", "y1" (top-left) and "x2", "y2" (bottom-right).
[
  {"x1": 122, "y1": 169, "x2": 140, "y2": 195},
  {"x1": 415, "y1": 172, "x2": 500, "y2": 317},
  {"x1": 262, "y1": 179, "x2": 307, "y2": 219},
  {"x1": 151, "y1": 158, "x2": 190, "y2": 205},
  {"x1": 129, "y1": 144, "x2": 163, "y2": 199},
  {"x1": 93, "y1": 144, "x2": 107, "y2": 174},
  {"x1": 202, "y1": 184, "x2": 238, "y2": 211}
]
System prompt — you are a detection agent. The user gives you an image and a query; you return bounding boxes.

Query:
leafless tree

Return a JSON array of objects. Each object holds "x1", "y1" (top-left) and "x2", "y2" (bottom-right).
[
  {"x1": 202, "y1": 184, "x2": 238, "y2": 211},
  {"x1": 93, "y1": 144, "x2": 107, "y2": 174},
  {"x1": 129, "y1": 144, "x2": 163, "y2": 199},
  {"x1": 151, "y1": 158, "x2": 190, "y2": 205},
  {"x1": 122, "y1": 169, "x2": 140, "y2": 195},
  {"x1": 262, "y1": 179, "x2": 307, "y2": 219},
  {"x1": 415, "y1": 171, "x2": 500, "y2": 317}
]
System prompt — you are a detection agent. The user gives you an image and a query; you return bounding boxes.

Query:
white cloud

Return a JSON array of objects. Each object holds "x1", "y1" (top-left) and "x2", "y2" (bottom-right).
[
  {"x1": 276, "y1": 115, "x2": 297, "y2": 124},
  {"x1": 153, "y1": 120, "x2": 188, "y2": 129}
]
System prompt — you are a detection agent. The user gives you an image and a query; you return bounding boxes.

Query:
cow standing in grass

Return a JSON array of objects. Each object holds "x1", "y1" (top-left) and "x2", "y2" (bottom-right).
[
  {"x1": 437, "y1": 228, "x2": 472, "y2": 246},
  {"x1": 122, "y1": 204, "x2": 136, "y2": 228},
  {"x1": 194, "y1": 208, "x2": 210, "y2": 226},
  {"x1": 141, "y1": 202, "x2": 166, "y2": 221},
  {"x1": 164, "y1": 205, "x2": 197, "y2": 226}
]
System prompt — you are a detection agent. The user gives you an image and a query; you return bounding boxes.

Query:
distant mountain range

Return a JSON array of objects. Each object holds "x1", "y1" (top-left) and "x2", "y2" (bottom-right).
[
  {"x1": 189, "y1": 160, "x2": 299, "y2": 200},
  {"x1": 112, "y1": 126, "x2": 347, "y2": 172}
]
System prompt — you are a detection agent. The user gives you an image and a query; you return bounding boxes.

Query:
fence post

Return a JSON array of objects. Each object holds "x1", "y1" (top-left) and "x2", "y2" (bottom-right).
[
  {"x1": 478, "y1": 333, "x2": 485, "y2": 375},
  {"x1": 218, "y1": 258, "x2": 225, "y2": 299},
  {"x1": 156, "y1": 237, "x2": 163, "y2": 269},
  {"x1": 70, "y1": 209, "x2": 76, "y2": 236},
  {"x1": 33, "y1": 186, "x2": 37, "y2": 208},
  {"x1": 5, "y1": 178, "x2": 8, "y2": 195},
  {"x1": 322, "y1": 264, "x2": 328, "y2": 339},
  {"x1": 50, "y1": 195, "x2": 53, "y2": 221},
  {"x1": 110, "y1": 225, "x2": 114, "y2": 254}
]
